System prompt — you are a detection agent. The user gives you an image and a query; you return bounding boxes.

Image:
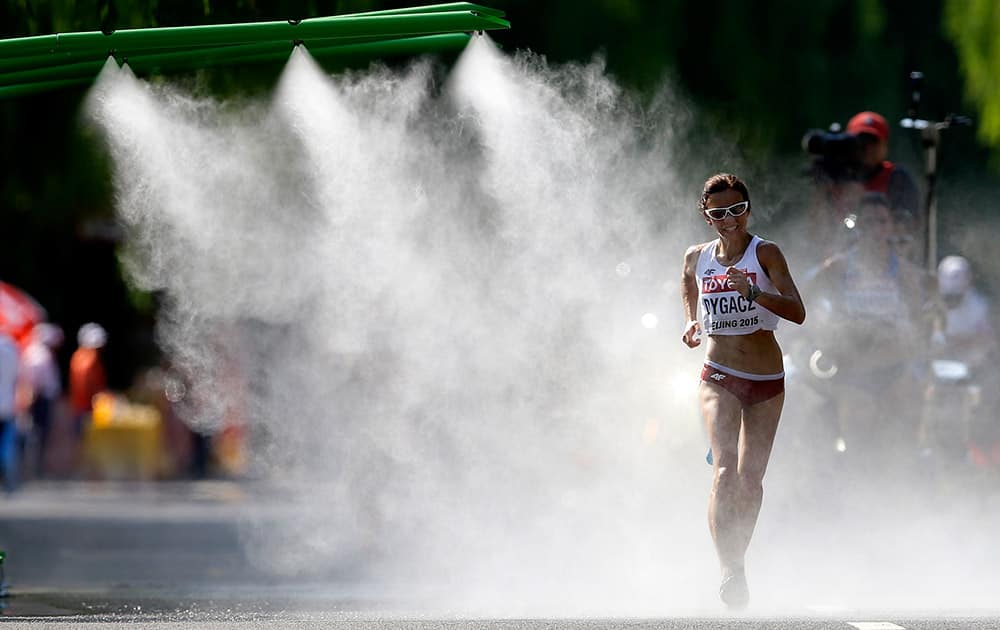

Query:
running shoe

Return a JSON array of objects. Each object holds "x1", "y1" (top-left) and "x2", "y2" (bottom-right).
[{"x1": 719, "y1": 567, "x2": 749, "y2": 610}]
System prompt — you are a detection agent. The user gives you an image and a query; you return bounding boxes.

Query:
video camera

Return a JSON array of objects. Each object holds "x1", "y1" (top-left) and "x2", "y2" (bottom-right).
[{"x1": 801, "y1": 126, "x2": 863, "y2": 183}]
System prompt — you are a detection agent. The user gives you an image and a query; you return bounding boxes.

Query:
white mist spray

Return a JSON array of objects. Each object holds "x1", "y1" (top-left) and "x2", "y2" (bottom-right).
[
  {"x1": 83, "y1": 36, "x2": 1000, "y2": 617},
  {"x1": 85, "y1": 39, "x2": 714, "y2": 614}
]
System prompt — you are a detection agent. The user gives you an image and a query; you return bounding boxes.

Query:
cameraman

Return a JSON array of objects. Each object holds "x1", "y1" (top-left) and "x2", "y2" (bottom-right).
[
  {"x1": 845, "y1": 111, "x2": 922, "y2": 265},
  {"x1": 803, "y1": 111, "x2": 922, "y2": 267}
]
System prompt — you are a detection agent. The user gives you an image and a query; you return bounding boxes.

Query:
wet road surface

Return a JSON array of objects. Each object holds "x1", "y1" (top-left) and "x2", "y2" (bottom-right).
[{"x1": 1, "y1": 481, "x2": 997, "y2": 629}]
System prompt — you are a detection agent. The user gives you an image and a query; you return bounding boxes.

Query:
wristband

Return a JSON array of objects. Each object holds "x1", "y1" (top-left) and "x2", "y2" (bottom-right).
[{"x1": 746, "y1": 284, "x2": 762, "y2": 303}]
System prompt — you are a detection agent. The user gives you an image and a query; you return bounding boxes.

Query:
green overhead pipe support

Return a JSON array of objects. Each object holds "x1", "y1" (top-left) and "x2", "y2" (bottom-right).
[
  {"x1": 0, "y1": 9, "x2": 508, "y2": 60},
  {"x1": 0, "y1": 33, "x2": 476, "y2": 100}
]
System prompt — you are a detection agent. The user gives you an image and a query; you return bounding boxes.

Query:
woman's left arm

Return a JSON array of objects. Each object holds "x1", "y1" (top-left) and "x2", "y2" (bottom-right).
[{"x1": 755, "y1": 242, "x2": 806, "y2": 325}]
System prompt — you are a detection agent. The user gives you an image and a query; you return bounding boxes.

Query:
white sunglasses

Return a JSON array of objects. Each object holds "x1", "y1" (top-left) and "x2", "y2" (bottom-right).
[{"x1": 704, "y1": 200, "x2": 749, "y2": 221}]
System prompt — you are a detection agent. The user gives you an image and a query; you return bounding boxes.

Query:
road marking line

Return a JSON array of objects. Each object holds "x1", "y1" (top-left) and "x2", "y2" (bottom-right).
[{"x1": 847, "y1": 623, "x2": 905, "y2": 630}]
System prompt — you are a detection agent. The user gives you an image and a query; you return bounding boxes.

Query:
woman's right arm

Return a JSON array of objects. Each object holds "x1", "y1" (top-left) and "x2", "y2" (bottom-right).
[{"x1": 681, "y1": 245, "x2": 703, "y2": 348}]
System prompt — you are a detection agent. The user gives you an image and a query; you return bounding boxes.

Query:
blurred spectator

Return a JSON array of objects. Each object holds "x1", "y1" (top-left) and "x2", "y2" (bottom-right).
[
  {"x1": 20, "y1": 323, "x2": 64, "y2": 478},
  {"x1": 129, "y1": 363, "x2": 195, "y2": 479},
  {"x1": 69, "y1": 323, "x2": 108, "y2": 436},
  {"x1": 0, "y1": 331, "x2": 20, "y2": 493},
  {"x1": 810, "y1": 192, "x2": 935, "y2": 469},
  {"x1": 931, "y1": 255, "x2": 997, "y2": 368},
  {"x1": 924, "y1": 255, "x2": 1000, "y2": 470}
]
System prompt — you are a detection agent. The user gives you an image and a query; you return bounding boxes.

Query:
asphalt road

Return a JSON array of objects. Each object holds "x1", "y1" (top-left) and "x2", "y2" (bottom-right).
[{"x1": 1, "y1": 481, "x2": 997, "y2": 629}]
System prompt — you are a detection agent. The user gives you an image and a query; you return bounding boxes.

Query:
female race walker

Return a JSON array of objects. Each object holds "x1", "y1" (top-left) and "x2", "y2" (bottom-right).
[{"x1": 680, "y1": 173, "x2": 806, "y2": 609}]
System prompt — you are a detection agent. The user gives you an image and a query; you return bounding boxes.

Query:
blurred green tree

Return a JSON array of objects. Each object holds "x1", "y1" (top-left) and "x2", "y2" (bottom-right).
[{"x1": 944, "y1": 0, "x2": 1000, "y2": 152}]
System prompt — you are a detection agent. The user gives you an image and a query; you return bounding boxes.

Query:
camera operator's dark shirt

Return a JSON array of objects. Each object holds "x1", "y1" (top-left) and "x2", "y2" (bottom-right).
[
  {"x1": 864, "y1": 161, "x2": 919, "y2": 218},
  {"x1": 864, "y1": 161, "x2": 922, "y2": 263}
]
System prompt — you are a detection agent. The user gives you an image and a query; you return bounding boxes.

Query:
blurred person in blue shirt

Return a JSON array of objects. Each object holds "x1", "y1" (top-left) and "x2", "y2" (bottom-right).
[{"x1": 0, "y1": 331, "x2": 20, "y2": 493}]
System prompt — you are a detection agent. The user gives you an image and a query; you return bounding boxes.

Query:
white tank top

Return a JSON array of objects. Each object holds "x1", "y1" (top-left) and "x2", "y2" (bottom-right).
[{"x1": 695, "y1": 235, "x2": 780, "y2": 335}]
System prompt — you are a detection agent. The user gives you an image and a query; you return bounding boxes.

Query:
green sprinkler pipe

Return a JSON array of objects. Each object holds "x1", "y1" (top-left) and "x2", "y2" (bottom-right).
[
  {"x1": 1, "y1": 35, "x2": 388, "y2": 85},
  {"x1": 0, "y1": 33, "x2": 475, "y2": 100},
  {"x1": 117, "y1": 32, "x2": 472, "y2": 75},
  {"x1": 0, "y1": 58, "x2": 106, "y2": 87},
  {"x1": 0, "y1": 33, "x2": 406, "y2": 76},
  {"x1": 0, "y1": 76, "x2": 92, "y2": 99},
  {"x1": 347, "y1": 3, "x2": 505, "y2": 18},
  {"x1": 115, "y1": 35, "x2": 388, "y2": 74},
  {"x1": 230, "y1": 32, "x2": 474, "y2": 67},
  {"x1": 0, "y1": 51, "x2": 74, "y2": 75},
  {"x1": 0, "y1": 10, "x2": 508, "y2": 60},
  {"x1": 0, "y1": 33, "x2": 471, "y2": 89}
]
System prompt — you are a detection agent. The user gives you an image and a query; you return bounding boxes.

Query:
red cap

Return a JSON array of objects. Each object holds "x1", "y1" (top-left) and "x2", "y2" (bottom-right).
[{"x1": 846, "y1": 111, "x2": 889, "y2": 142}]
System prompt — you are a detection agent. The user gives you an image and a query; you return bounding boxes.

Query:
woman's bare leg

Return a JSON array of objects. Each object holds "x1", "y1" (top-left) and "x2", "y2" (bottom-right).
[
  {"x1": 701, "y1": 383, "x2": 784, "y2": 607},
  {"x1": 734, "y1": 392, "x2": 784, "y2": 562},
  {"x1": 700, "y1": 382, "x2": 745, "y2": 573}
]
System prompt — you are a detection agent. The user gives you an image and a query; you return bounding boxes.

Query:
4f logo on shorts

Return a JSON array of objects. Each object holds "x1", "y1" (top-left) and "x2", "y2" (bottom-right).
[{"x1": 710, "y1": 373, "x2": 726, "y2": 381}]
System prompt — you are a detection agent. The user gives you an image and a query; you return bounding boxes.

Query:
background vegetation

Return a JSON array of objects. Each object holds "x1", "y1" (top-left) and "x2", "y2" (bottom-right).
[{"x1": 1, "y1": 0, "x2": 998, "y2": 386}]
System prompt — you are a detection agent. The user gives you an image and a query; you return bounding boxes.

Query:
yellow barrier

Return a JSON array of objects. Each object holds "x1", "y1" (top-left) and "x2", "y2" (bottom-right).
[{"x1": 82, "y1": 393, "x2": 163, "y2": 480}]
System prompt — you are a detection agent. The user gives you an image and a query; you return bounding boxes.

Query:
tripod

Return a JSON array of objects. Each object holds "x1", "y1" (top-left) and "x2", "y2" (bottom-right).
[{"x1": 900, "y1": 71, "x2": 972, "y2": 272}]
